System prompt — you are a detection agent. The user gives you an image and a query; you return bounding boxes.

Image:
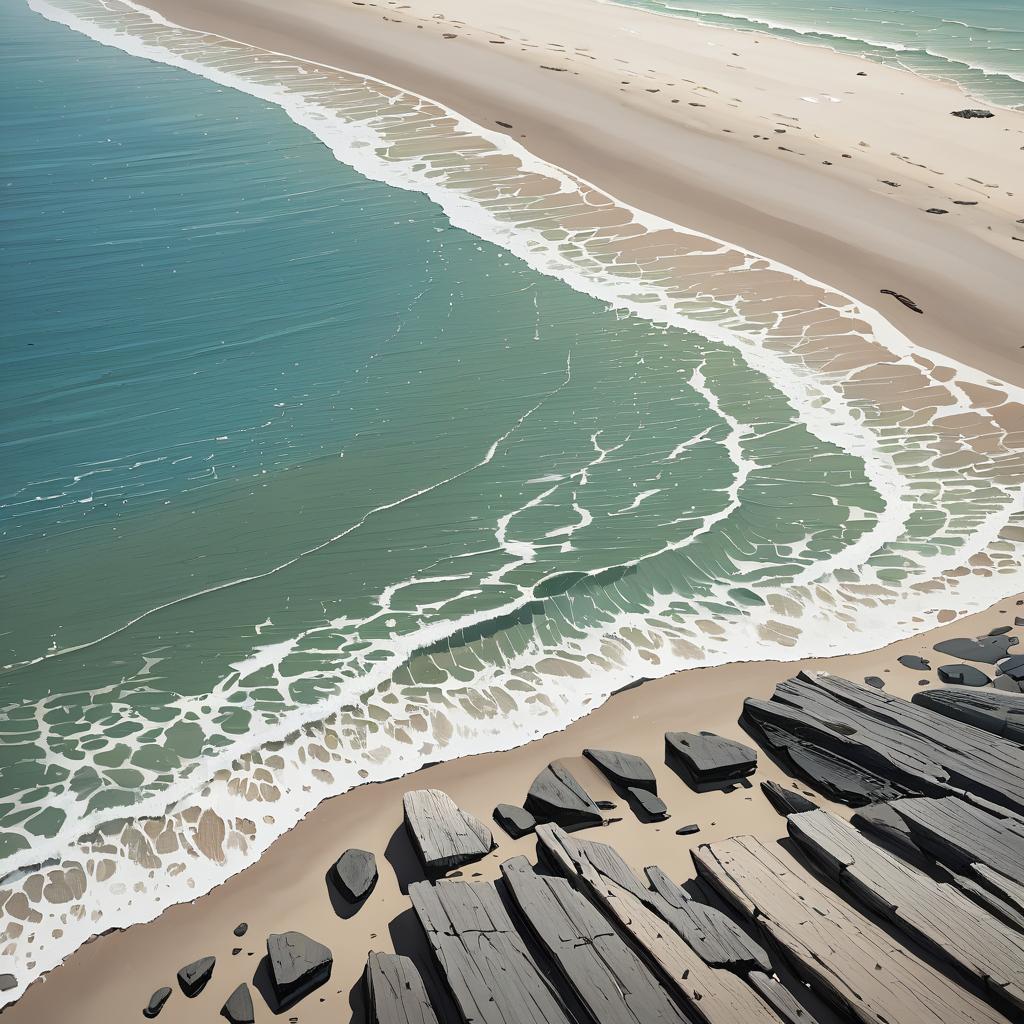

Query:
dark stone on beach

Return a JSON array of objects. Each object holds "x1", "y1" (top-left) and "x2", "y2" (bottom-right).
[
  {"x1": 997, "y1": 654, "x2": 1024, "y2": 679},
  {"x1": 584, "y1": 747, "x2": 658, "y2": 793},
  {"x1": 880, "y1": 289, "x2": 923, "y2": 314},
  {"x1": 864, "y1": 675, "x2": 886, "y2": 689},
  {"x1": 761, "y1": 780, "x2": 818, "y2": 817},
  {"x1": 177, "y1": 957, "x2": 215, "y2": 997},
  {"x1": 525, "y1": 762, "x2": 603, "y2": 830},
  {"x1": 936, "y1": 664, "x2": 990, "y2": 687},
  {"x1": 221, "y1": 983, "x2": 254, "y2": 1024},
  {"x1": 934, "y1": 634, "x2": 1016, "y2": 664},
  {"x1": 403, "y1": 789, "x2": 493, "y2": 873},
  {"x1": 267, "y1": 932, "x2": 332, "y2": 1008},
  {"x1": 953, "y1": 200, "x2": 979, "y2": 205},
  {"x1": 898, "y1": 654, "x2": 930, "y2": 671},
  {"x1": 675, "y1": 823, "x2": 701, "y2": 836},
  {"x1": 628, "y1": 786, "x2": 668, "y2": 820},
  {"x1": 665, "y1": 730, "x2": 757, "y2": 785},
  {"x1": 0, "y1": 975, "x2": 16, "y2": 994},
  {"x1": 596, "y1": 799, "x2": 617, "y2": 810},
  {"x1": 233, "y1": 922, "x2": 248, "y2": 937},
  {"x1": 332, "y1": 848, "x2": 377, "y2": 902},
  {"x1": 493, "y1": 803, "x2": 537, "y2": 839},
  {"x1": 926, "y1": 208, "x2": 948, "y2": 214},
  {"x1": 1016, "y1": 616, "x2": 1024, "y2": 627},
  {"x1": 914, "y1": 687, "x2": 1024, "y2": 743},
  {"x1": 951, "y1": 108, "x2": 994, "y2": 118},
  {"x1": 232, "y1": 948, "x2": 242, "y2": 955},
  {"x1": 990, "y1": 625, "x2": 1013, "y2": 635},
  {"x1": 994, "y1": 675, "x2": 1024, "y2": 693},
  {"x1": 143, "y1": 987, "x2": 171, "y2": 1018},
  {"x1": 857, "y1": 70, "x2": 867, "y2": 75}
]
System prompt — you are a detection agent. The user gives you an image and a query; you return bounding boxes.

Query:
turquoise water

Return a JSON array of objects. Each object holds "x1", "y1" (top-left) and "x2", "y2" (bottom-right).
[
  {"x1": 611, "y1": 0, "x2": 1024, "y2": 108},
  {"x1": 2, "y1": 0, "x2": 1023, "y2": 1002}
]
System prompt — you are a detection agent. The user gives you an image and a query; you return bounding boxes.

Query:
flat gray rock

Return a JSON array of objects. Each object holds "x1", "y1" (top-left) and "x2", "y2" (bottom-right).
[
  {"x1": 665, "y1": 730, "x2": 756, "y2": 784},
  {"x1": 675, "y1": 823, "x2": 700, "y2": 835},
  {"x1": 364, "y1": 951, "x2": 439, "y2": 1024},
  {"x1": 493, "y1": 803, "x2": 536, "y2": 839},
  {"x1": 221, "y1": 983, "x2": 254, "y2": 1024},
  {"x1": 937, "y1": 664, "x2": 991, "y2": 687},
  {"x1": 952, "y1": 108, "x2": 995, "y2": 118},
  {"x1": 232, "y1": 922, "x2": 247, "y2": 938},
  {"x1": 897, "y1": 654, "x2": 930, "y2": 671},
  {"x1": 996, "y1": 654, "x2": 1024, "y2": 682},
  {"x1": 0, "y1": 975, "x2": 16, "y2": 994},
  {"x1": 863, "y1": 675, "x2": 885, "y2": 689},
  {"x1": 143, "y1": 986, "x2": 171, "y2": 1018},
  {"x1": 913, "y1": 688, "x2": 1024, "y2": 743},
  {"x1": 403, "y1": 788, "x2": 493, "y2": 873},
  {"x1": 761, "y1": 780, "x2": 818, "y2": 817},
  {"x1": 267, "y1": 931, "x2": 332, "y2": 1008},
  {"x1": 524, "y1": 762, "x2": 602, "y2": 830},
  {"x1": 627, "y1": 786, "x2": 668, "y2": 820},
  {"x1": 176, "y1": 956, "x2": 214, "y2": 997},
  {"x1": 584, "y1": 748, "x2": 657, "y2": 793},
  {"x1": 934, "y1": 635, "x2": 1016, "y2": 664},
  {"x1": 333, "y1": 847, "x2": 377, "y2": 902}
]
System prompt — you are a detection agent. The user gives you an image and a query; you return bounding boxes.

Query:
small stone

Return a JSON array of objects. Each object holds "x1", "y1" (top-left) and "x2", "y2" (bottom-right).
[
  {"x1": 925, "y1": 208, "x2": 948, "y2": 214},
  {"x1": 897, "y1": 654, "x2": 930, "y2": 671},
  {"x1": 177, "y1": 956, "x2": 215, "y2": 997},
  {"x1": 989, "y1": 625, "x2": 1012, "y2": 636},
  {"x1": 221, "y1": 983, "x2": 255, "y2": 1024},
  {"x1": 493, "y1": 803, "x2": 537, "y2": 839},
  {"x1": 951, "y1": 108, "x2": 994, "y2": 118},
  {"x1": 880, "y1": 289, "x2": 923, "y2": 314},
  {"x1": 232, "y1": 947, "x2": 242, "y2": 956},
  {"x1": 596, "y1": 799, "x2": 617, "y2": 810},
  {"x1": 676, "y1": 823, "x2": 701, "y2": 836},
  {"x1": 628, "y1": 786, "x2": 668, "y2": 820},
  {"x1": 233, "y1": 922, "x2": 248, "y2": 937},
  {"x1": 864, "y1": 676, "x2": 885, "y2": 689},
  {"x1": 143, "y1": 987, "x2": 171, "y2": 1018},
  {"x1": 0, "y1": 975, "x2": 16, "y2": 994}
]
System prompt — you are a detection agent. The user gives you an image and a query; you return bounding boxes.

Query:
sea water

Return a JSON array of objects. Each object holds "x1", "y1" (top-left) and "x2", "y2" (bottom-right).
[{"x1": 2, "y1": 0, "x2": 1023, "y2": 1003}]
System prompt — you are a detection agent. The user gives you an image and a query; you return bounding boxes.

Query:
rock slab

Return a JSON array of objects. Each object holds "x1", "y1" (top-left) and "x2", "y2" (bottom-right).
[
  {"x1": 524, "y1": 762, "x2": 602, "y2": 830},
  {"x1": 177, "y1": 956, "x2": 215, "y2": 997},
  {"x1": 493, "y1": 803, "x2": 536, "y2": 839},
  {"x1": 627, "y1": 786, "x2": 668, "y2": 820},
  {"x1": 913, "y1": 687, "x2": 1024, "y2": 743},
  {"x1": 403, "y1": 788, "x2": 493, "y2": 873},
  {"x1": 760, "y1": 780, "x2": 818, "y2": 817},
  {"x1": 583, "y1": 748, "x2": 657, "y2": 793},
  {"x1": 221, "y1": 983, "x2": 254, "y2": 1024},
  {"x1": 333, "y1": 847, "x2": 378, "y2": 902},
  {"x1": 267, "y1": 931, "x2": 332, "y2": 1008},
  {"x1": 665, "y1": 730, "x2": 757, "y2": 784},
  {"x1": 364, "y1": 950, "x2": 439, "y2": 1024}
]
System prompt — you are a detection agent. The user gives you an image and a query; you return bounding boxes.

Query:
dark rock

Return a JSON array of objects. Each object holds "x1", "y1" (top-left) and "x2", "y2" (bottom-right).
[
  {"x1": 232, "y1": 948, "x2": 242, "y2": 956},
  {"x1": 403, "y1": 789, "x2": 493, "y2": 873},
  {"x1": 990, "y1": 627, "x2": 1013, "y2": 635},
  {"x1": 332, "y1": 848, "x2": 377, "y2": 902},
  {"x1": 934, "y1": 634, "x2": 1015, "y2": 664},
  {"x1": 675, "y1": 823, "x2": 701, "y2": 836},
  {"x1": 233, "y1": 922, "x2": 248, "y2": 938},
  {"x1": 852, "y1": 801, "x2": 922, "y2": 862},
  {"x1": 925, "y1": 208, "x2": 948, "y2": 214},
  {"x1": 996, "y1": 654, "x2": 1024, "y2": 681},
  {"x1": 364, "y1": 951, "x2": 439, "y2": 1024},
  {"x1": 897, "y1": 654, "x2": 930, "y2": 671},
  {"x1": 1016, "y1": 617, "x2": 1024, "y2": 627},
  {"x1": 143, "y1": 987, "x2": 172, "y2": 1018},
  {"x1": 951, "y1": 108, "x2": 994, "y2": 118},
  {"x1": 761, "y1": 780, "x2": 818, "y2": 816},
  {"x1": 864, "y1": 675, "x2": 886, "y2": 689},
  {"x1": 0, "y1": 975, "x2": 16, "y2": 994},
  {"x1": 665, "y1": 730, "x2": 757, "y2": 784},
  {"x1": 857, "y1": 70, "x2": 867, "y2": 76},
  {"x1": 913, "y1": 687, "x2": 1024, "y2": 743},
  {"x1": 994, "y1": 675, "x2": 1024, "y2": 694},
  {"x1": 493, "y1": 803, "x2": 537, "y2": 839},
  {"x1": 628, "y1": 786, "x2": 668, "y2": 820},
  {"x1": 583, "y1": 747, "x2": 657, "y2": 793},
  {"x1": 177, "y1": 956, "x2": 215, "y2": 997},
  {"x1": 953, "y1": 200, "x2": 978, "y2": 205},
  {"x1": 880, "y1": 289, "x2": 923, "y2": 314},
  {"x1": 596, "y1": 799, "x2": 617, "y2": 810},
  {"x1": 525, "y1": 762, "x2": 602, "y2": 830},
  {"x1": 936, "y1": 664, "x2": 990, "y2": 687},
  {"x1": 267, "y1": 931, "x2": 332, "y2": 1008},
  {"x1": 748, "y1": 971, "x2": 823, "y2": 1024},
  {"x1": 221, "y1": 983, "x2": 254, "y2": 1024}
]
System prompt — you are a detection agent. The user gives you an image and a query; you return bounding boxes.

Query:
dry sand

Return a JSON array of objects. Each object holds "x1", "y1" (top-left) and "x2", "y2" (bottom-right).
[{"x1": 7, "y1": 591, "x2": 1022, "y2": 1023}]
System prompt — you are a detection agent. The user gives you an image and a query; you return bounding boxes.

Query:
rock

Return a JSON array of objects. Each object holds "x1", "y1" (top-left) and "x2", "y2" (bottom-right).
[
  {"x1": 364, "y1": 951, "x2": 439, "y2": 1024},
  {"x1": 864, "y1": 675, "x2": 886, "y2": 689},
  {"x1": 221, "y1": 983, "x2": 254, "y2": 1024},
  {"x1": 525, "y1": 762, "x2": 603, "y2": 830},
  {"x1": 937, "y1": 664, "x2": 990, "y2": 687},
  {"x1": 177, "y1": 956, "x2": 215, "y2": 997},
  {"x1": 996, "y1": 654, "x2": 1024, "y2": 682},
  {"x1": 1016, "y1": 617, "x2": 1024, "y2": 627},
  {"x1": 925, "y1": 208, "x2": 948, "y2": 214},
  {"x1": 934, "y1": 635, "x2": 1016, "y2": 664},
  {"x1": 332, "y1": 848, "x2": 377, "y2": 902},
  {"x1": 143, "y1": 987, "x2": 171, "y2": 1018},
  {"x1": 748, "y1": 971, "x2": 823, "y2": 1024},
  {"x1": 951, "y1": 109, "x2": 994, "y2": 118},
  {"x1": 583, "y1": 748, "x2": 657, "y2": 793},
  {"x1": 989, "y1": 626, "x2": 1013, "y2": 636},
  {"x1": 233, "y1": 922, "x2": 248, "y2": 937},
  {"x1": 267, "y1": 931, "x2": 332, "y2": 1008},
  {"x1": 0, "y1": 975, "x2": 16, "y2": 994},
  {"x1": 880, "y1": 289, "x2": 923, "y2": 314},
  {"x1": 493, "y1": 803, "x2": 537, "y2": 839},
  {"x1": 675, "y1": 823, "x2": 701, "y2": 836},
  {"x1": 897, "y1": 654, "x2": 930, "y2": 671},
  {"x1": 628, "y1": 786, "x2": 668, "y2": 820},
  {"x1": 913, "y1": 687, "x2": 1024, "y2": 743},
  {"x1": 402, "y1": 789, "x2": 493, "y2": 873},
  {"x1": 665, "y1": 731, "x2": 757, "y2": 785},
  {"x1": 760, "y1": 780, "x2": 818, "y2": 816},
  {"x1": 596, "y1": 799, "x2": 617, "y2": 810},
  {"x1": 994, "y1": 675, "x2": 1024, "y2": 694}
]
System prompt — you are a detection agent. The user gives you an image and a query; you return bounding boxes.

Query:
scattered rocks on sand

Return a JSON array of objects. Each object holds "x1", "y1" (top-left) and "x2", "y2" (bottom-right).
[
  {"x1": 332, "y1": 848, "x2": 378, "y2": 903},
  {"x1": 233, "y1": 922, "x2": 248, "y2": 938},
  {"x1": 898, "y1": 654, "x2": 930, "y2": 671},
  {"x1": 583, "y1": 747, "x2": 657, "y2": 793},
  {"x1": 364, "y1": 951, "x2": 439, "y2": 1024},
  {"x1": 493, "y1": 803, "x2": 537, "y2": 839},
  {"x1": 934, "y1": 634, "x2": 1016, "y2": 664},
  {"x1": 760, "y1": 780, "x2": 818, "y2": 817},
  {"x1": 665, "y1": 730, "x2": 757, "y2": 785},
  {"x1": 267, "y1": 931, "x2": 332, "y2": 1009},
  {"x1": 403, "y1": 789, "x2": 493, "y2": 873},
  {"x1": 221, "y1": 983, "x2": 255, "y2": 1024},
  {"x1": 628, "y1": 786, "x2": 669, "y2": 820},
  {"x1": 176, "y1": 956, "x2": 215, "y2": 997},
  {"x1": 880, "y1": 289, "x2": 923, "y2": 314},
  {"x1": 143, "y1": 987, "x2": 171, "y2": 1018},
  {"x1": 525, "y1": 761, "x2": 603, "y2": 830},
  {"x1": 951, "y1": 109, "x2": 994, "y2": 118},
  {"x1": 937, "y1": 664, "x2": 991, "y2": 687}
]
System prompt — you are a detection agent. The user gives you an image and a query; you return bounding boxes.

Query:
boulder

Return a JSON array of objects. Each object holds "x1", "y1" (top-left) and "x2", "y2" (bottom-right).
[
  {"x1": 937, "y1": 664, "x2": 990, "y2": 687},
  {"x1": 583, "y1": 748, "x2": 657, "y2": 793},
  {"x1": 525, "y1": 762, "x2": 602, "y2": 830},
  {"x1": 267, "y1": 931, "x2": 332, "y2": 1008},
  {"x1": 332, "y1": 848, "x2": 377, "y2": 902},
  {"x1": 665, "y1": 731, "x2": 757, "y2": 784},
  {"x1": 760, "y1": 780, "x2": 818, "y2": 817},
  {"x1": 934, "y1": 635, "x2": 1016, "y2": 664},
  {"x1": 951, "y1": 109, "x2": 994, "y2": 118},
  {"x1": 897, "y1": 655, "x2": 930, "y2": 671},
  {"x1": 176, "y1": 956, "x2": 215, "y2": 997},
  {"x1": 221, "y1": 983, "x2": 254, "y2": 1024},
  {"x1": 493, "y1": 803, "x2": 536, "y2": 839},
  {"x1": 628, "y1": 786, "x2": 668, "y2": 820},
  {"x1": 403, "y1": 789, "x2": 493, "y2": 873},
  {"x1": 143, "y1": 987, "x2": 171, "y2": 1018}
]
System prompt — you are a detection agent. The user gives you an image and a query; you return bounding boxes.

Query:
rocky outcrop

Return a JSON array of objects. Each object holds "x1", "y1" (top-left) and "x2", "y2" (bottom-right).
[
  {"x1": 402, "y1": 789, "x2": 493, "y2": 873},
  {"x1": 332, "y1": 848, "x2": 377, "y2": 902},
  {"x1": 524, "y1": 762, "x2": 602, "y2": 830},
  {"x1": 583, "y1": 748, "x2": 657, "y2": 793},
  {"x1": 267, "y1": 931, "x2": 332, "y2": 1008},
  {"x1": 913, "y1": 687, "x2": 1024, "y2": 742}
]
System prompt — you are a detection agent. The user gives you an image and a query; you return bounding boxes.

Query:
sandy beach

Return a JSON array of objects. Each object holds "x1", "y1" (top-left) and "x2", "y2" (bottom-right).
[{"x1": 5, "y1": 0, "x2": 1024, "y2": 1020}]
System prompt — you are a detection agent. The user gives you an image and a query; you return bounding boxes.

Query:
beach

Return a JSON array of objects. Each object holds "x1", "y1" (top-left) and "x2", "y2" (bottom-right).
[{"x1": 4, "y1": 0, "x2": 1024, "y2": 1019}]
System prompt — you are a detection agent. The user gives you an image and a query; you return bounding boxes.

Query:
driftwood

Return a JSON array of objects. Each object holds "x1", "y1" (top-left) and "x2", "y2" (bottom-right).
[
  {"x1": 500, "y1": 856, "x2": 690, "y2": 1024},
  {"x1": 693, "y1": 834, "x2": 1007, "y2": 1024},
  {"x1": 788, "y1": 808, "x2": 1024, "y2": 1011},
  {"x1": 743, "y1": 671, "x2": 1024, "y2": 813},
  {"x1": 536, "y1": 825, "x2": 785, "y2": 1024},
  {"x1": 363, "y1": 951, "x2": 439, "y2": 1024},
  {"x1": 913, "y1": 688, "x2": 1024, "y2": 743},
  {"x1": 408, "y1": 878, "x2": 573, "y2": 1024},
  {"x1": 402, "y1": 789, "x2": 493, "y2": 874}
]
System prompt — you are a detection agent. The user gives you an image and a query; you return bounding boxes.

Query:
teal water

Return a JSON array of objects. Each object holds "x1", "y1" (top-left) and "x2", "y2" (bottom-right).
[
  {"x1": 611, "y1": 0, "x2": 1024, "y2": 108},
  {"x1": 2, "y1": 0, "x2": 1023, "y2": 1002}
]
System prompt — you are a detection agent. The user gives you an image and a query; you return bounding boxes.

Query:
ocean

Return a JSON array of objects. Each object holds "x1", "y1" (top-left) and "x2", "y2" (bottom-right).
[
  {"x1": 611, "y1": 0, "x2": 1024, "y2": 109},
  {"x1": 2, "y1": 0, "x2": 1023, "y2": 1003}
]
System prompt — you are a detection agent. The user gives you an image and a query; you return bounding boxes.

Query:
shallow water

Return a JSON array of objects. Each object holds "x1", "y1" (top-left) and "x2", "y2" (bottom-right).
[{"x1": 2, "y1": 0, "x2": 1023, "y2": 1003}]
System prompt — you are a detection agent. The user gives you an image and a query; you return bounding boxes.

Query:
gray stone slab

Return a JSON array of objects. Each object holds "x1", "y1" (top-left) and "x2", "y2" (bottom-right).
[
  {"x1": 913, "y1": 688, "x2": 1024, "y2": 742},
  {"x1": 267, "y1": 931, "x2": 332, "y2": 1008},
  {"x1": 364, "y1": 951, "x2": 439, "y2": 1024},
  {"x1": 665, "y1": 730, "x2": 757, "y2": 784},
  {"x1": 403, "y1": 789, "x2": 493, "y2": 874},
  {"x1": 493, "y1": 803, "x2": 536, "y2": 839},
  {"x1": 333, "y1": 847, "x2": 377, "y2": 902},
  {"x1": 524, "y1": 762, "x2": 602, "y2": 830},
  {"x1": 583, "y1": 748, "x2": 657, "y2": 793}
]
